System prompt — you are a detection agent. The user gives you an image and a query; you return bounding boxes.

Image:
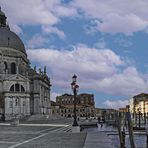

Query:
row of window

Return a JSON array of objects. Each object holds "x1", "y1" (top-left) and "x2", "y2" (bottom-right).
[
  {"x1": 10, "y1": 84, "x2": 25, "y2": 92},
  {"x1": 9, "y1": 100, "x2": 26, "y2": 108},
  {"x1": 57, "y1": 98, "x2": 94, "y2": 104},
  {"x1": 4, "y1": 62, "x2": 16, "y2": 74},
  {"x1": 60, "y1": 108, "x2": 93, "y2": 113},
  {"x1": 60, "y1": 114, "x2": 90, "y2": 118}
]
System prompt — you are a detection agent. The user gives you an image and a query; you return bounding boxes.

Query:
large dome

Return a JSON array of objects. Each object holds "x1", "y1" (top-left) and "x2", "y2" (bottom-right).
[
  {"x1": 0, "y1": 8, "x2": 26, "y2": 54},
  {"x1": 0, "y1": 27, "x2": 26, "y2": 54}
]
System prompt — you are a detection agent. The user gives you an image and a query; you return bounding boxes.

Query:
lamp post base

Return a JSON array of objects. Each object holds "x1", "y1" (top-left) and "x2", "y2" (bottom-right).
[{"x1": 72, "y1": 126, "x2": 80, "y2": 133}]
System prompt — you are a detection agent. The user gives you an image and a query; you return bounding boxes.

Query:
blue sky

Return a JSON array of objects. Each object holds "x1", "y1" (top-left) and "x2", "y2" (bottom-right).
[{"x1": 1, "y1": 0, "x2": 148, "y2": 108}]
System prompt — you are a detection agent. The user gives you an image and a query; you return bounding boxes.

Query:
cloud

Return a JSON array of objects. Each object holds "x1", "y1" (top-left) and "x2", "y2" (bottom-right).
[
  {"x1": 42, "y1": 26, "x2": 66, "y2": 39},
  {"x1": 103, "y1": 100, "x2": 129, "y2": 109},
  {"x1": 2, "y1": 0, "x2": 148, "y2": 35},
  {"x1": 72, "y1": 0, "x2": 148, "y2": 35},
  {"x1": 0, "y1": 0, "x2": 77, "y2": 34},
  {"x1": 51, "y1": 92, "x2": 61, "y2": 101},
  {"x1": 97, "y1": 67, "x2": 148, "y2": 96},
  {"x1": 97, "y1": 14, "x2": 147, "y2": 35},
  {"x1": 27, "y1": 45, "x2": 148, "y2": 96},
  {"x1": 54, "y1": 3, "x2": 78, "y2": 17},
  {"x1": 27, "y1": 34, "x2": 49, "y2": 48}
]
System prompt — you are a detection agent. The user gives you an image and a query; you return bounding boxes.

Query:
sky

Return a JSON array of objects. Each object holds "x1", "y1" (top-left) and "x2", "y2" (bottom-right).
[{"x1": 1, "y1": 0, "x2": 148, "y2": 109}]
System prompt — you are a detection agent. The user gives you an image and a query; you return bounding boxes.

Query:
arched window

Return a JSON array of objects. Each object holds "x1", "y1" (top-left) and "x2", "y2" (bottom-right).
[
  {"x1": 21, "y1": 85, "x2": 25, "y2": 92},
  {"x1": 11, "y1": 63, "x2": 16, "y2": 74},
  {"x1": 15, "y1": 83, "x2": 19, "y2": 92},
  {"x1": 4, "y1": 62, "x2": 8, "y2": 72},
  {"x1": 10, "y1": 85, "x2": 14, "y2": 92},
  {"x1": 10, "y1": 84, "x2": 25, "y2": 92}
]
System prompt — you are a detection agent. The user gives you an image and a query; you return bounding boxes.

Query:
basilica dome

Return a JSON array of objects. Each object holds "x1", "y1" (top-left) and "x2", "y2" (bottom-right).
[
  {"x1": 0, "y1": 27, "x2": 26, "y2": 54},
  {"x1": 0, "y1": 8, "x2": 26, "y2": 54}
]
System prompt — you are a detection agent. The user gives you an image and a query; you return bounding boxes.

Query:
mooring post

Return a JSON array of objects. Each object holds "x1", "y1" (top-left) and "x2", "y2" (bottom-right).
[
  {"x1": 126, "y1": 105, "x2": 135, "y2": 148},
  {"x1": 138, "y1": 110, "x2": 141, "y2": 129},
  {"x1": 115, "y1": 111, "x2": 125, "y2": 148},
  {"x1": 122, "y1": 127, "x2": 126, "y2": 148}
]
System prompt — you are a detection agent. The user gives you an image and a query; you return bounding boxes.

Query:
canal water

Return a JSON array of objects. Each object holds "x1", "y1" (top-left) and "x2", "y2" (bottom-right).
[{"x1": 84, "y1": 124, "x2": 146, "y2": 148}]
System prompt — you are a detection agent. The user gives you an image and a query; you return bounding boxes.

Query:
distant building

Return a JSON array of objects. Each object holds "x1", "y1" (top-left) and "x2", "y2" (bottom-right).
[
  {"x1": 119, "y1": 106, "x2": 128, "y2": 113},
  {"x1": 95, "y1": 108, "x2": 116, "y2": 121},
  {"x1": 130, "y1": 93, "x2": 148, "y2": 116},
  {"x1": 50, "y1": 100, "x2": 60, "y2": 115},
  {"x1": 0, "y1": 8, "x2": 51, "y2": 120},
  {"x1": 56, "y1": 93, "x2": 95, "y2": 118}
]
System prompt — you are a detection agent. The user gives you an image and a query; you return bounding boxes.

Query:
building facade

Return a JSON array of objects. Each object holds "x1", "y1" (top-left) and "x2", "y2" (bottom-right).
[
  {"x1": 95, "y1": 108, "x2": 116, "y2": 121},
  {"x1": 130, "y1": 93, "x2": 148, "y2": 116},
  {"x1": 0, "y1": 8, "x2": 51, "y2": 120},
  {"x1": 56, "y1": 93, "x2": 95, "y2": 118}
]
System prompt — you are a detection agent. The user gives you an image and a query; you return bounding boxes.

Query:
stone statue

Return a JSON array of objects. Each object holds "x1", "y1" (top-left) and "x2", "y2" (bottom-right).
[{"x1": 44, "y1": 66, "x2": 46, "y2": 74}]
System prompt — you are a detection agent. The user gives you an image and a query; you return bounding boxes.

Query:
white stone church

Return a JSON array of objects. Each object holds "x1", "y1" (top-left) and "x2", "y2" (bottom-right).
[{"x1": 0, "y1": 8, "x2": 51, "y2": 120}]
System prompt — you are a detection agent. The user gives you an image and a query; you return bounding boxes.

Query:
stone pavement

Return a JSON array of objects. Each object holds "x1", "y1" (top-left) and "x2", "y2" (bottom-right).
[
  {"x1": 0, "y1": 121, "x2": 86, "y2": 148},
  {"x1": 0, "y1": 118, "x2": 119, "y2": 148}
]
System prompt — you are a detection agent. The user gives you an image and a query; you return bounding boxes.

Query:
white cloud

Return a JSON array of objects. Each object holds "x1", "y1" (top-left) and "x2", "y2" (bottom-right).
[
  {"x1": 2, "y1": 0, "x2": 148, "y2": 35},
  {"x1": 97, "y1": 14, "x2": 148, "y2": 35},
  {"x1": 27, "y1": 34, "x2": 49, "y2": 48},
  {"x1": 54, "y1": 4, "x2": 78, "y2": 17},
  {"x1": 51, "y1": 92, "x2": 61, "y2": 101},
  {"x1": 0, "y1": 0, "x2": 57, "y2": 32},
  {"x1": 97, "y1": 67, "x2": 148, "y2": 96},
  {"x1": 42, "y1": 26, "x2": 66, "y2": 39},
  {"x1": 103, "y1": 100, "x2": 129, "y2": 109},
  {"x1": 72, "y1": 0, "x2": 148, "y2": 35},
  {"x1": 0, "y1": 0, "x2": 77, "y2": 34},
  {"x1": 27, "y1": 45, "x2": 148, "y2": 96}
]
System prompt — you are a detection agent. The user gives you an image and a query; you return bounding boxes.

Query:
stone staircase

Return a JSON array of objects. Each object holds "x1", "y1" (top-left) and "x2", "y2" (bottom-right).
[{"x1": 28, "y1": 114, "x2": 63, "y2": 121}]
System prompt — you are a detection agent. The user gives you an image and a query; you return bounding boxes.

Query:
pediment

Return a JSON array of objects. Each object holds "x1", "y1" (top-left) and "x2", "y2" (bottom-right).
[{"x1": 6, "y1": 74, "x2": 28, "y2": 82}]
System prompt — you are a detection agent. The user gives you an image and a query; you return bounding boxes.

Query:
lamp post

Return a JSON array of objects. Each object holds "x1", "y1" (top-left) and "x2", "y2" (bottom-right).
[
  {"x1": 138, "y1": 109, "x2": 141, "y2": 129},
  {"x1": 71, "y1": 74, "x2": 79, "y2": 127}
]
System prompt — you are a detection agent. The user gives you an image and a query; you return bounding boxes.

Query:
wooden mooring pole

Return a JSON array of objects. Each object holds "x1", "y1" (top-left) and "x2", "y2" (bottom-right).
[
  {"x1": 115, "y1": 111, "x2": 125, "y2": 148},
  {"x1": 126, "y1": 105, "x2": 135, "y2": 148}
]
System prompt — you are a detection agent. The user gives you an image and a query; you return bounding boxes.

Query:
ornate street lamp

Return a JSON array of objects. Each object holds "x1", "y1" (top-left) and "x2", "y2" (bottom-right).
[{"x1": 71, "y1": 74, "x2": 79, "y2": 126}]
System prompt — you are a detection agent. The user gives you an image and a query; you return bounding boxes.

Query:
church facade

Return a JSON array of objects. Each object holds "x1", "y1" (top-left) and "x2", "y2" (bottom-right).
[{"x1": 0, "y1": 8, "x2": 51, "y2": 120}]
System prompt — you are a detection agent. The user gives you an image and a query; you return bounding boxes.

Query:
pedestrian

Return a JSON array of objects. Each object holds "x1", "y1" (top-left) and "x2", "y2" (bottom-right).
[
  {"x1": 97, "y1": 117, "x2": 100, "y2": 123},
  {"x1": 101, "y1": 123, "x2": 103, "y2": 128}
]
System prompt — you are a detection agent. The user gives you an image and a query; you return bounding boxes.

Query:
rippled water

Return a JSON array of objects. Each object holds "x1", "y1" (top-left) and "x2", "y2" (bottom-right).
[
  {"x1": 84, "y1": 124, "x2": 146, "y2": 148},
  {"x1": 109, "y1": 134, "x2": 146, "y2": 148}
]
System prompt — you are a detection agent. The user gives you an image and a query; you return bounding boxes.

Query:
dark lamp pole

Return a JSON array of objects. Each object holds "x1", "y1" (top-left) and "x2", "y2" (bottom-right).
[{"x1": 71, "y1": 74, "x2": 79, "y2": 126}]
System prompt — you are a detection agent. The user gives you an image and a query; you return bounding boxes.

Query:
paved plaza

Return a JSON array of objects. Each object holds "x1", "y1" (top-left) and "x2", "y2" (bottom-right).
[
  {"x1": 0, "y1": 119, "x2": 119, "y2": 148},
  {"x1": 0, "y1": 124, "x2": 86, "y2": 148}
]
